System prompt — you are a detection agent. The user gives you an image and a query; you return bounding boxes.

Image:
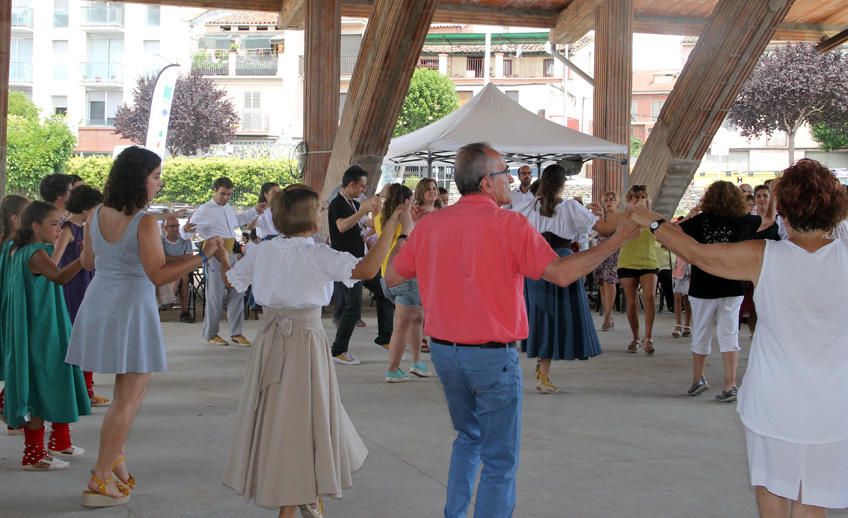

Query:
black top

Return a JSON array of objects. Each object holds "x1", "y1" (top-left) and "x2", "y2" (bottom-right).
[
  {"x1": 328, "y1": 193, "x2": 365, "y2": 258},
  {"x1": 679, "y1": 213, "x2": 763, "y2": 299}
]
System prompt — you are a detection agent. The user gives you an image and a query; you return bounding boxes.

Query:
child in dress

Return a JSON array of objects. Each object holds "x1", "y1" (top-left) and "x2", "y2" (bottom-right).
[
  {"x1": 0, "y1": 195, "x2": 29, "y2": 435},
  {"x1": 2, "y1": 201, "x2": 91, "y2": 470},
  {"x1": 224, "y1": 184, "x2": 404, "y2": 518},
  {"x1": 52, "y1": 185, "x2": 111, "y2": 407}
]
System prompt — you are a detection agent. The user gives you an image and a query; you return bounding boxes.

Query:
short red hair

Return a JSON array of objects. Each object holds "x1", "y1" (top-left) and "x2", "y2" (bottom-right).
[{"x1": 775, "y1": 159, "x2": 848, "y2": 232}]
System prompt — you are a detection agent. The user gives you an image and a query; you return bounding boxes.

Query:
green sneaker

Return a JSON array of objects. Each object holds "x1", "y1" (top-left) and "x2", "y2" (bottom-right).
[
  {"x1": 409, "y1": 361, "x2": 432, "y2": 378},
  {"x1": 385, "y1": 368, "x2": 410, "y2": 383}
]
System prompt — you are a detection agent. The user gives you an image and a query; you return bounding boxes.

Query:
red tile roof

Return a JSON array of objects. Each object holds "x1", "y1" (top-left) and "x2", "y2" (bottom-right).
[{"x1": 207, "y1": 11, "x2": 279, "y2": 26}]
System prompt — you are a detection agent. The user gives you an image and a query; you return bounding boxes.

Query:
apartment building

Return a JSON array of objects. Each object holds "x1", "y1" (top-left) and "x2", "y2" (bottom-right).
[{"x1": 10, "y1": 1, "x2": 199, "y2": 154}]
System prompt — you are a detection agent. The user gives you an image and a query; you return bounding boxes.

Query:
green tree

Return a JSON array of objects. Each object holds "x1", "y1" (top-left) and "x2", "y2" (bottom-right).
[
  {"x1": 393, "y1": 68, "x2": 459, "y2": 137},
  {"x1": 6, "y1": 94, "x2": 76, "y2": 197},
  {"x1": 811, "y1": 123, "x2": 848, "y2": 152},
  {"x1": 630, "y1": 135, "x2": 643, "y2": 157}
]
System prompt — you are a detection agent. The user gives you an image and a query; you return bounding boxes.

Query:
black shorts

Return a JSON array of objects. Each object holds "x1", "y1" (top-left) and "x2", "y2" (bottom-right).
[{"x1": 617, "y1": 268, "x2": 658, "y2": 279}]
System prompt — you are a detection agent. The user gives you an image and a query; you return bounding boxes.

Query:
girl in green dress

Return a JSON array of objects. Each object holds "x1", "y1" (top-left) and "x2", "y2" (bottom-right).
[
  {"x1": 3, "y1": 201, "x2": 91, "y2": 470},
  {"x1": 0, "y1": 194, "x2": 29, "y2": 435}
]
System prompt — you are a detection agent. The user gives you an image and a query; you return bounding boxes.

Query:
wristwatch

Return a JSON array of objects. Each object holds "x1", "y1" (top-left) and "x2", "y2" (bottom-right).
[
  {"x1": 397, "y1": 234, "x2": 408, "y2": 240},
  {"x1": 649, "y1": 219, "x2": 666, "y2": 234}
]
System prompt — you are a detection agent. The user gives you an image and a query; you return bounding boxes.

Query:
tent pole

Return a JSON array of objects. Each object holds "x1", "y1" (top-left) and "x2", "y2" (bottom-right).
[
  {"x1": 536, "y1": 158, "x2": 542, "y2": 176},
  {"x1": 427, "y1": 153, "x2": 433, "y2": 178}
]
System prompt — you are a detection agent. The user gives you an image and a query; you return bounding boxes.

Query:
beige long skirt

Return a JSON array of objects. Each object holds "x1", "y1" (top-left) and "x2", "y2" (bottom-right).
[{"x1": 223, "y1": 307, "x2": 368, "y2": 508}]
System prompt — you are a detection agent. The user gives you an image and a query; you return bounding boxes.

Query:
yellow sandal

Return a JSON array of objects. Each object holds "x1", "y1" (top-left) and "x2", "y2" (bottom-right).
[
  {"x1": 113, "y1": 454, "x2": 136, "y2": 491},
  {"x1": 82, "y1": 474, "x2": 131, "y2": 507}
]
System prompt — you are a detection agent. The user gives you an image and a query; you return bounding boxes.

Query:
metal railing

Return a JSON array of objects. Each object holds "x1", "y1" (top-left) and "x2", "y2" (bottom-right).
[
  {"x1": 240, "y1": 112, "x2": 271, "y2": 133},
  {"x1": 235, "y1": 55, "x2": 277, "y2": 76},
  {"x1": 12, "y1": 6, "x2": 33, "y2": 27},
  {"x1": 81, "y1": 4, "x2": 124, "y2": 27},
  {"x1": 81, "y1": 62, "x2": 123, "y2": 82},
  {"x1": 10, "y1": 62, "x2": 33, "y2": 82},
  {"x1": 53, "y1": 10, "x2": 69, "y2": 27},
  {"x1": 341, "y1": 55, "x2": 357, "y2": 75},
  {"x1": 192, "y1": 62, "x2": 228, "y2": 76}
]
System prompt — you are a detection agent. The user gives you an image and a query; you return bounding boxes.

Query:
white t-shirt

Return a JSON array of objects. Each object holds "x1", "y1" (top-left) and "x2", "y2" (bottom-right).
[
  {"x1": 226, "y1": 237, "x2": 358, "y2": 309},
  {"x1": 509, "y1": 188, "x2": 535, "y2": 211},
  {"x1": 738, "y1": 239, "x2": 848, "y2": 443},
  {"x1": 519, "y1": 198, "x2": 598, "y2": 240}
]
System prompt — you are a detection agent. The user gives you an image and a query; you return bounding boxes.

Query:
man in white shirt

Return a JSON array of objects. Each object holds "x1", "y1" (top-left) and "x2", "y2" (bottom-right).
[
  {"x1": 184, "y1": 177, "x2": 266, "y2": 346},
  {"x1": 509, "y1": 165, "x2": 534, "y2": 210}
]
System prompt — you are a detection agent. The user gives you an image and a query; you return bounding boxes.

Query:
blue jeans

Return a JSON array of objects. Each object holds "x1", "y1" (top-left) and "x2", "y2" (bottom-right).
[{"x1": 430, "y1": 343, "x2": 522, "y2": 518}]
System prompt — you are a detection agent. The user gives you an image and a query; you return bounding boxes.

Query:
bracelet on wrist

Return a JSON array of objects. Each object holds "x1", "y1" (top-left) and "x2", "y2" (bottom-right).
[
  {"x1": 398, "y1": 234, "x2": 408, "y2": 240},
  {"x1": 198, "y1": 249, "x2": 208, "y2": 265}
]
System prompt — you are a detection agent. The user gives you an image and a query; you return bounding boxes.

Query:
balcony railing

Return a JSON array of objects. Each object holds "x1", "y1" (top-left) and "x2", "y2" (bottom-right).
[
  {"x1": 81, "y1": 62, "x2": 123, "y2": 82},
  {"x1": 12, "y1": 6, "x2": 34, "y2": 28},
  {"x1": 192, "y1": 62, "x2": 228, "y2": 76},
  {"x1": 240, "y1": 112, "x2": 271, "y2": 133},
  {"x1": 86, "y1": 117, "x2": 116, "y2": 127},
  {"x1": 82, "y1": 4, "x2": 125, "y2": 27},
  {"x1": 10, "y1": 62, "x2": 33, "y2": 83},
  {"x1": 235, "y1": 55, "x2": 277, "y2": 76},
  {"x1": 341, "y1": 55, "x2": 357, "y2": 76},
  {"x1": 54, "y1": 10, "x2": 69, "y2": 27}
]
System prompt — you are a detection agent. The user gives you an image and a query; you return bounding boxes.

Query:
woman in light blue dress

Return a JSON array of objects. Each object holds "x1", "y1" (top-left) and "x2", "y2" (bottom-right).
[{"x1": 65, "y1": 146, "x2": 223, "y2": 508}]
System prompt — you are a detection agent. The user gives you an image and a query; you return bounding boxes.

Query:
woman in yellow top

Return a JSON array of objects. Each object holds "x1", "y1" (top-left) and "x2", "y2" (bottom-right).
[
  {"x1": 375, "y1": 184, "x2": 432, "y2": 382},
  {"x1": 616, "y1": 185, "x2": 659, "y2": 354}
]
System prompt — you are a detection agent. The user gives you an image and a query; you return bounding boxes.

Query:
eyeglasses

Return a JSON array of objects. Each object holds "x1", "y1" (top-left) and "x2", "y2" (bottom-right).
[{"x1": 488, "y1": 166, "x2": 511, "y2": 179}]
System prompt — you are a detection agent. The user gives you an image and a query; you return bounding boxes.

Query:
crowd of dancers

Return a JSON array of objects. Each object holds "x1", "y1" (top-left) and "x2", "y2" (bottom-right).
[{"x1": 0, "y1": 143, "x2": 846, "y2": 518}]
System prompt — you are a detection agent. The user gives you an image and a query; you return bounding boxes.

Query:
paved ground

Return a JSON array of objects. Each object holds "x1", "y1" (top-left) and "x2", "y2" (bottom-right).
[{"x1": 0, "y1": 307, "x2": 819, "y2": 517}]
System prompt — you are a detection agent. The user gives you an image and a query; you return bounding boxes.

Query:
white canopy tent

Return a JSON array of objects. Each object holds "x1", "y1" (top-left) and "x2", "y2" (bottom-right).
[{"x1": 385, "y1": 83, "x2": 628, "y2": 174}]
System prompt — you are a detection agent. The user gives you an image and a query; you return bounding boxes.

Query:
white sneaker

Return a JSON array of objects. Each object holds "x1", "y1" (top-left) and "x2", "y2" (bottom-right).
[
  {"x1": 49, "y1": 445, "x2": 85, "y2": 457},
  {"x1": 333, "y1": 352, "x2": 360, "y2": 365},
  {"x1": 22, "y1": 455, "x2": 69, "y2": 471}
]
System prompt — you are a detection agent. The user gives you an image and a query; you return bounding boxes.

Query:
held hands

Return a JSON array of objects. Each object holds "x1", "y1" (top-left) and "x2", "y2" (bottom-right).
[
  {"x1": 587, "y1": 202, "x2": 603, "y2": 217},
  {"x1": 629, "y1": 206, "x2": 664, "y2": 228},
  {"x1": 397, "y1": 199, "x2": 414, "y2": 231},
  {"x1": 255, "y1": 202, "x2": 268, "y2": 214},
  {"x1": 361, "y1": 196, "x2": 380, "y2": 213},
  {"x1": 183, "y1": 220, "x2": 197, "y2": 233},
  {"x1": 615, "y1": 209, "x2": 641, "y2": 240}
]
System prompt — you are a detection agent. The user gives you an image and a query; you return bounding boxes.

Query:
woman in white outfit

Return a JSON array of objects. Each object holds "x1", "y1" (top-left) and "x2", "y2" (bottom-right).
[{"x1": 631, "y1": 158, "x2": 848, "y2": 517}]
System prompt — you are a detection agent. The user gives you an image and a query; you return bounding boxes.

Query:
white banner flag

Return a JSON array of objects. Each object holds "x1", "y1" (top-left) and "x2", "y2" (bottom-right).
[{"x1": 145, "y1": 64, "x2": 180, "y2": 160}]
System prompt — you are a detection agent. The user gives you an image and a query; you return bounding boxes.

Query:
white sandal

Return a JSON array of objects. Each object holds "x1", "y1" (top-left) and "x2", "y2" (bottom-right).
[
  {"x1": 49, "y1": 445, "x2": 85, "y2": 457},
  {"x1": 22, "y1": 455, "x2": 69, "y2": 471}
]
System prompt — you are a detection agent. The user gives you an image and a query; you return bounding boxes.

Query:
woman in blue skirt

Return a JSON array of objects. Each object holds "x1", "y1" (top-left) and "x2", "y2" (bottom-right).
[{"x1": 519, "y1": 164, "x2": 615, "y2": 393}]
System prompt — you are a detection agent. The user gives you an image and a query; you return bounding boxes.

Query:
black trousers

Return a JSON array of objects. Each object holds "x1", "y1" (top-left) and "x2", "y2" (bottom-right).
[
  {"x1": 362, "y1": 272, "x2": 394, "y2": 344},
  {"x1": 331, "y1": 281, "x2": 363, "y2": 356},
  {"x1": 657, "y1": 268, "x2": 674, "y2": 312}
]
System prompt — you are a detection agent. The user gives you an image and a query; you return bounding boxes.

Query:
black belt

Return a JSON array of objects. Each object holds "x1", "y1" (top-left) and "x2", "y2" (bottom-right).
[
  {"x1": 431, "y1": 338, "x2": 516, "y2": 349},
  {"x1": 541, "y1": 232, "x2": 572, "y2": 249}
]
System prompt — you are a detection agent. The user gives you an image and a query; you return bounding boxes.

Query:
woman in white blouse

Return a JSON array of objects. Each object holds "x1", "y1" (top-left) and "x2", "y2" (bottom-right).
[
  {"x1": 223, "y1": 184, "x2": 404, "y2": 518},
  {"x1": 253, "y1": 182, "x2": 281, "y2": 240},
  {"x1": 519, "y1": 164, "x2": 616, "y2": 393},
  {"x1": 631, "y1": 159, "x2": 848, "y2": 517}
]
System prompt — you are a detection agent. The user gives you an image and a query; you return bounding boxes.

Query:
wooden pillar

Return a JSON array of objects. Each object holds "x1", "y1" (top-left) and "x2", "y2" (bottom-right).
[
  {"x1": 591, "y1": 0, "x2": 632, "y2": 203},
  {"x1": 302, "y1": 0, "x2": 340, "y2": 190},
  {"x1": 631, "y1": 0, "x2": 796, "y2": 217},
  {"x1": 321, "y1": 0, "x2": 439, "y2": 199},
  {"x1": 0, "y1": 0, "x2": 11, "y2": 198}
]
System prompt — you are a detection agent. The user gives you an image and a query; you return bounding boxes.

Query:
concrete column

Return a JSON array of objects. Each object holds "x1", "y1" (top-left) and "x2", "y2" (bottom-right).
[
  {"x1": 0, "y1": 0, "x2": 10, "y2": 197},
  {"x1": 591, "y1": 0, "x2": 632, "y2": 202},
  {"x1": 303, "y1": 0, "x2": 341, "y2": 190},
  {"x1": 228, "y1": 50, "x2": 237, "y2": 76}
]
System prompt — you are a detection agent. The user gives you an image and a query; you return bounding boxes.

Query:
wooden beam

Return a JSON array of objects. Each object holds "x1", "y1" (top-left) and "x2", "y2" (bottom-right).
[
  {"x1": 322, "y1": 0, "x2": 439, "y2": 200},
  {"x1": 591, "y1": 0, "x2": 632, "y2": 202},
  {"x1": 816, "y1": 26, "x2": 848, "y2": 52},
  {"x1": 630, "y1": 0, "x2": 797, "y2": 217},
  {"x1": 279, "y1": 0, "x2": 305, "y2": 29},
  {"x1": 0, "y1": 0, "x2": 9, "y2": 198},
  {"x1": 302, "y1": 0, "x2": 340, "y2": 190},
  {"x1": 632, "y1": 15, "x2": 840, "y2": 41},
  {"x1": 550, "y1": 0, "x2": 604, "y2": 44}
]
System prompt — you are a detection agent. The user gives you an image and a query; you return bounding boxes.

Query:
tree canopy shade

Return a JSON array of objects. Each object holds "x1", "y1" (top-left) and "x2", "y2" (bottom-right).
[
  {"x1": 728, "y1": 43, "x2": 848, "y2": 165},
  {"x1": 114, "y1": 72, "x2": 239, "y2": 156},
  {"x1": 393, "y1": 68, "x2": 460, "y2": 137},
  {"x1": 6, "y1": 93, "x2": 76, "y2": 197}
]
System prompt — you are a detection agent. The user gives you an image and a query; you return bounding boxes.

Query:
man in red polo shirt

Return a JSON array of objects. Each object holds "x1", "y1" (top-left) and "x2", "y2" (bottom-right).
[{"x1": 386, "y1": 142, "x2": 637, "y2": 518}]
